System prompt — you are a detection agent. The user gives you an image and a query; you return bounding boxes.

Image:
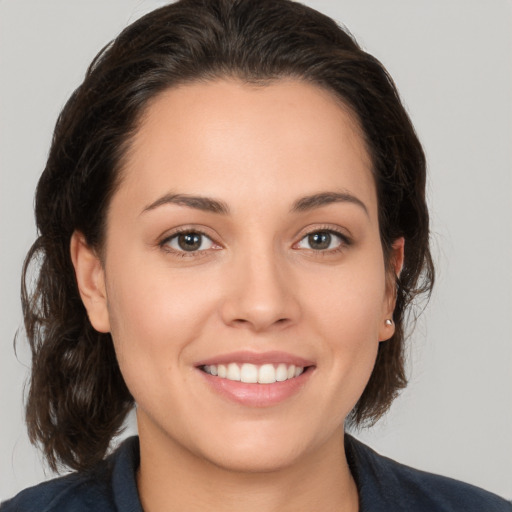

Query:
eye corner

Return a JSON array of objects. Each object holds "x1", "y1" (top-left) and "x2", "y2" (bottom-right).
[
  {"x1": 159, "y1": 227, "x2": 222, "y2": 257},
  {"x1": 293, "y1": 227, "x2": 352, "y2": 253}
]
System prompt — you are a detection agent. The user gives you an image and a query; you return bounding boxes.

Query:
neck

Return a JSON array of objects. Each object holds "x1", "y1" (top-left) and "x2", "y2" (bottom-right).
[{"x1": 136, "y1": 421, "x2": 359, "y2": 512}]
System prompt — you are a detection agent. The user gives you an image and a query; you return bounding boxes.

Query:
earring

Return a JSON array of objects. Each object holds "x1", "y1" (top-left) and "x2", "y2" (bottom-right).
[{"x1": 385, "y1": 319, "x2": 393, "y2": 326}]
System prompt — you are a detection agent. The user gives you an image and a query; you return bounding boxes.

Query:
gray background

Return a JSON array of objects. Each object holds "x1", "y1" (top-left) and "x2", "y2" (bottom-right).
[{"x1": 1, "y1": 0, "x2": 511, "y2": 501}]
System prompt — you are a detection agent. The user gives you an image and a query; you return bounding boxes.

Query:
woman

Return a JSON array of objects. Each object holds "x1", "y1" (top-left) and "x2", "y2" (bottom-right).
[{"x1": 1, "y1": 0, "x2": 510, "y2": 510}]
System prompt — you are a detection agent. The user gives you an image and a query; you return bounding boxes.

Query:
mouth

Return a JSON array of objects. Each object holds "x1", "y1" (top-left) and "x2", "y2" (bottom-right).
[
  {"x1": 200, "y1": 362, "x2": 305, "y2": 384},
  {"x1": 195, "y1": 352, "x2": 315, "y2": 406}
]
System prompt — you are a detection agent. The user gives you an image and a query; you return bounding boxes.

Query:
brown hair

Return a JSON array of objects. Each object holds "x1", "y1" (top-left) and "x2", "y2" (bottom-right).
[{"x1": 22, "y1": 0, "x2": 434, "y2": 472}]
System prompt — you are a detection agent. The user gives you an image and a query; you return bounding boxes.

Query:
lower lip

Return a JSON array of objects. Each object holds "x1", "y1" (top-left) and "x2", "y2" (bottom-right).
[{"x1": 198, "y1": 368, "x2": 313, "y2": 407}]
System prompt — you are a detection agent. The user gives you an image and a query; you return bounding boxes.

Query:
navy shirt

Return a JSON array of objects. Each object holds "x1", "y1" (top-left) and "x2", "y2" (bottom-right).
[{"x1": 2, "y1": 436, "x2": 511, "y2": 511}]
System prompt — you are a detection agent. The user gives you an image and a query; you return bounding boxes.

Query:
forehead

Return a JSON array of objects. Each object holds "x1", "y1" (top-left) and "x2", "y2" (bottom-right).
[{"x1": 116, "y1": 79, "x2": 376, "y2": 218}]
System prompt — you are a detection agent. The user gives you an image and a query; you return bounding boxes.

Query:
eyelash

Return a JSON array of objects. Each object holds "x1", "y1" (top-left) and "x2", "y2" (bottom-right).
[
  {"x1": 159, "y1": 227, "x2": 351, "y2": 258},
  {"x1": 159, "y1": 227, "x2": 220, "y2": 258},
  {"x1": 294, "y1": 228, "x2": 351, "y2": 254}
]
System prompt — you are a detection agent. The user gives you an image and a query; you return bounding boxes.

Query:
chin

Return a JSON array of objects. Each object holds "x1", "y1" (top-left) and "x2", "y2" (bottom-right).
[
  {"x1": 191, "y1": 420, "x2": 340, "y2": 475},
  {"x1": 201, "y1": 442, "x2": 307, "y2": 474}
]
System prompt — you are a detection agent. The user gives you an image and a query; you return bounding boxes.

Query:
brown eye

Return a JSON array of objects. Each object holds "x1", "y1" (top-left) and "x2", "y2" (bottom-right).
[
  {"x1": 178, "y1": 233, "x2": 202, "y2": 251},
  {"x1": 165, "y1": 232, "x2": 215, "y2": 252},
  {"x1": 296, "y1": 230, "x2": 345, "y2": 251},
  {"x1": 308, "y1": 232, "x2": 332, "y2": 250}
]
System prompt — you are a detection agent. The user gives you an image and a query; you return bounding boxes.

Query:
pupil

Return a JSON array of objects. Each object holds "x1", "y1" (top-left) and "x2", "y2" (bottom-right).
[
  {"x1": 309, "y1": 232, "x2": 331, "y2": 250},
  {"x1": 178, "y1": 233, "x2": 201, "y2": 251}
]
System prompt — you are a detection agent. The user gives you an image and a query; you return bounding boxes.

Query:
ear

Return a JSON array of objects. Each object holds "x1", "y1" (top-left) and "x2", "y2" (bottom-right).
[
  {"x1": 379, "y1": 237, "x2": 405, "y2": 342},
  {"x1": 70, "y1": 231, "x2": 110, "y2": 333}
]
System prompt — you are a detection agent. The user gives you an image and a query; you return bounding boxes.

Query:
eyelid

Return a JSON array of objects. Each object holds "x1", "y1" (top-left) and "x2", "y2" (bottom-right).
[
  {"x1": 292, "y1": 225, "x2": 353, "y2": 252},
  {"x1": 294, "y1": 224, "x2": 352, "y2": 243},
  {"x1": 158, "y1": 225, "x2": 222, "y2": 255},
  {"x1": 156, "y1": 223, "x2": 352, "y2": 257}
]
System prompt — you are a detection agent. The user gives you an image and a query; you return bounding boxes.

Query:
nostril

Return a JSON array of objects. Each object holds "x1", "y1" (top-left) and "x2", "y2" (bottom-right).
[
  {"x1": 234, "y1": 318, "x2": 249, "y2": 323},
  {"x1": 229, "y1": 317, "x2": 290, "y2": 330}
]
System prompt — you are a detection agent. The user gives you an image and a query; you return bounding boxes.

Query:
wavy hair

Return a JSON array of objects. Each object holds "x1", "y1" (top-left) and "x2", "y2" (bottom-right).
[{"x1": 22, "y1": 0, "x2": 434, "y2": 472}]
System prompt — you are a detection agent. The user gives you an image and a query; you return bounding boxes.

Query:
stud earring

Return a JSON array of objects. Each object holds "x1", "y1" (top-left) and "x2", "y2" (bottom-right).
[{"x1": 385, "y1": 319, "x2": 393, "y2": 326}]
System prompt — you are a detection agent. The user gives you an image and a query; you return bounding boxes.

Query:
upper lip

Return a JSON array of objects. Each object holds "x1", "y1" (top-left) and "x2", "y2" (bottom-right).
[{"x1": 195, "y1": 351, "x2": 315, "y2": 368}]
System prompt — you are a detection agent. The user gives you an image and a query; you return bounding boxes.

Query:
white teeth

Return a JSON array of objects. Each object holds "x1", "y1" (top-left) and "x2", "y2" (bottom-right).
[
  {"x1": 202, "y1": 362, "x2": 306, "y2": 383},
  {"x1": 240, "y1": 363, "x2": 258, "y2": 383},
  {"x1": 205, "y1": 365, "x2": 218, "y2": 376},
  {"x1": 275, "y1": 363, "x2": 288, "y2": 382},
  {"x1": 227, "y1": 363, "x2": 241, "y2": 381},
  {"x1": 258, "y1": 364, "x2": 276, "y2": 384}
]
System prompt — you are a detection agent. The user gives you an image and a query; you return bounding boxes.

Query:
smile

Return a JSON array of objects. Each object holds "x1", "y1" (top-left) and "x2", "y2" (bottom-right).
[{"x1": 202, "y1": 363, "x2": 304, "y2": 384}]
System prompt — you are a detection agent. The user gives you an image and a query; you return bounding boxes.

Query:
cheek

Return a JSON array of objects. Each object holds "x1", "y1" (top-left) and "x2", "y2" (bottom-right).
[
  {"x1": 104, "y1": 254, "x2": 220, "y2": 368},
  {"x1": 103, "y1": 268, "x2": 202, "y2": 418},
  {"x1": 303, "y1": 253, "x2": 387, "y2": 388},
  {"x1": 305, "y1": 258, "x2": 388, "y2": 337}
]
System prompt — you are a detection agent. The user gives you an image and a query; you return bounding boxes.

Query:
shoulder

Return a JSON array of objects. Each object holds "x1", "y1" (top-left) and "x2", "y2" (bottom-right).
[
  {"x1": 0, "y1": 471, "x2": 113, "y2": 512},
  {"x1": 345, "y1": 434, "x2": 512, "y2": 512},
  {"x1": 0, "y1": 437, "x2": 141, "y2": 512}
]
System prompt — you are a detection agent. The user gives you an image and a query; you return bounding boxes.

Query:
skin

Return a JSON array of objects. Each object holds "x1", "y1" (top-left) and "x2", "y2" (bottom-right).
[{"x1": 71, "y1": 79, "x2": 403, "y2": 512}]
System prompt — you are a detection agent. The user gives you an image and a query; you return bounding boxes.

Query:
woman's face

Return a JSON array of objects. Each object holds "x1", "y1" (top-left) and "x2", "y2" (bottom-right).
[{"x1": 76, "y1": 79, "x2": 400, "y2": 472}]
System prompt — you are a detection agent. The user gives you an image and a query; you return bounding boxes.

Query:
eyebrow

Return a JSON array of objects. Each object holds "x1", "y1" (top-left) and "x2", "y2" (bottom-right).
[
  {"x1": 291, "y1": 191, "x2": 368, "y2": 216},
  {"x1": 141, "y1": 193, "x2": 230, "y2": 215},
  {"x1": 141, "y1": 190, "x2": 368, "y2": 217}
]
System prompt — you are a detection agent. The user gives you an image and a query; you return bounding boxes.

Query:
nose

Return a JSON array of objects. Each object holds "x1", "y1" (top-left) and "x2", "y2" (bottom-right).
[{"x1": 220, "y1": 247, "x2": 301, "y2": 332}]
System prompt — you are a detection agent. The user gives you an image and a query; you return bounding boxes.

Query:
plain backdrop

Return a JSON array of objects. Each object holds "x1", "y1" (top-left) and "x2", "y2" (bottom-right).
[{"x1": 1, "y1": 0, "x2": 511, "y2": 501}]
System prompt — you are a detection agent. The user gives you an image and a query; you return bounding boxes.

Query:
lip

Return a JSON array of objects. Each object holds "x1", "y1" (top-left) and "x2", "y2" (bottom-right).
[
  {"x1": 195, "y1": 351, "x2": 315, "y2": 408},
  {"x1": 195, "y1": 350, "x2": 315, "y2": 367}
]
